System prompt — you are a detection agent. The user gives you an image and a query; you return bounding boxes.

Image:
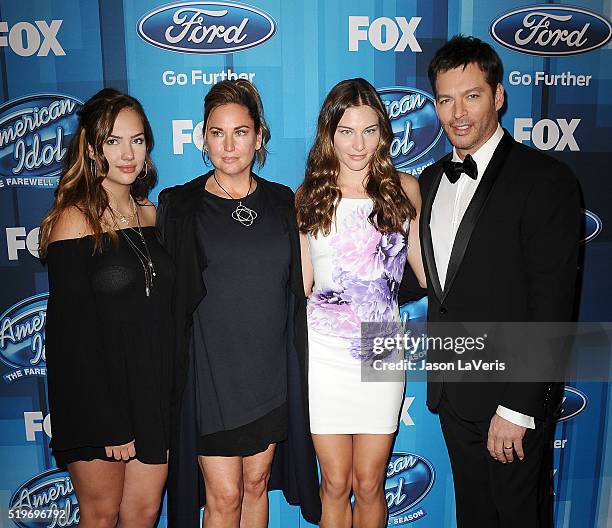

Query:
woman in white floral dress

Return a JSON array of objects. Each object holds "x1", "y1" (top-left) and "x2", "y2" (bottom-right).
[{"x1": 296, "y1": 78, "x2": 426, "y2": 528}]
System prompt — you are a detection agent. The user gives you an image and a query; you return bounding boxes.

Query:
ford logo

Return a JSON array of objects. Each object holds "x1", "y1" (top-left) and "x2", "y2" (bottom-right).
[
  {"x1": 9, "y1": 468, "x2": 79, "y2": 527},
  {"x1": 137, "y1": 1, "x2": 276, "y2": 54},
  {"x1": 557, "y1": 386, "x2": 587, "y2": 422},
  {"x1": 582, "y1": 209, "x2": 602, "y2": 243},
  {"x1": 0, "y1": 94, "x2": 81, "y2": 187},
  {"x1": 378, "y1": 87, "x2": 442, "y2": 169},
  {"x1": 385, "y1": 452, "x2": 434, "y2": 517},
  {"x1": 0, "y1": 293, "x2": 47, "y2": 375},
  {"x1": 490, "y1": 5, "x2": 612, "y2": 56}
]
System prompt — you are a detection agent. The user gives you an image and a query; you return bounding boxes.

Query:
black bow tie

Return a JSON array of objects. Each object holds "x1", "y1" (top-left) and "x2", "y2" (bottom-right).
[{"x1": 443, "y1": 154, "x2": 478, "y2": 184}]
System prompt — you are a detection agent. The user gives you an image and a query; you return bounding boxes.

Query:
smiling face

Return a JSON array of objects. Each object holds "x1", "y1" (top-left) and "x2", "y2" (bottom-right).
[
  {"x1": 333, "y1": 105, "x2": 381, "y2": 177},
  {"x1": 434, "y1": 62, "x2": 504, "y2": 158},
  {"x1": 205, "y1": 103, "x2": 263, "y2": 180},
  {"x1": 92, "y1": 108, "x2": 146, "y2": 189}
]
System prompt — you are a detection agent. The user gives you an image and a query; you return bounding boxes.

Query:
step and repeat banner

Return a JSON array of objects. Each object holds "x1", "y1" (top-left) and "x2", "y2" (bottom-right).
[{"x1": 1, "y1": 1, "x2": 611, "y2": 527}]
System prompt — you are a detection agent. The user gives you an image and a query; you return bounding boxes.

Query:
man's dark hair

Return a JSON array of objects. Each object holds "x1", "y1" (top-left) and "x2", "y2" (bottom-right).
[{"x1": 428, "y1": 35, "x2": 503, "y2": 97}]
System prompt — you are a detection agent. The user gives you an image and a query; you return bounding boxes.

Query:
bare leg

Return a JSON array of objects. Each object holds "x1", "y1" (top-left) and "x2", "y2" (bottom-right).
[
  {"x1": 118, "y1": 454, "x2": 168, "y2": 527},
  {"x1": 312, "y1": 434, "x2": 353, "y2": 528},
  {"x1": 352, "y1": 434, "x2": 395, "y2": 528},
  {"x1": 240, "y1": 444, "x2": 276, "y2": 528},
  {"x1": 68, "y1": 460, "x2": 124, "y2": 528},
  {"x1": 198, "y1": 455, "x2": 243, "y2": 528}
]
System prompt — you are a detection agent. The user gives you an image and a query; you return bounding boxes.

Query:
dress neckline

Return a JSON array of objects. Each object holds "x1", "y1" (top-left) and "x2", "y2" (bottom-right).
[
  {"x1": 202, "y1": 171, "x2": 260, "y2": 202},
  {"x1": 47, "y1": 226, "x2": 156, "y2": 248}
]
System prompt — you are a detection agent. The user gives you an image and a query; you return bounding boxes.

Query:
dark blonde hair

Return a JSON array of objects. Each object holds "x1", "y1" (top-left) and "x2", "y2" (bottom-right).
[
  {"x1": 296, "y1": 78, "x2": 416, "y2": 236},
  {"x1": 38, "y1": 88, "x2": 157, "y2": 258},
  {"x1": 203, "y1": 79, "x2": 270, "y2": 167}
]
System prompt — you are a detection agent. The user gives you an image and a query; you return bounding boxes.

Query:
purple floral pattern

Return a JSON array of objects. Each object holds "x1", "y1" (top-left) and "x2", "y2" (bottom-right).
[{"x1": 308, "y1": 201, "x2": 408, "y2": 358}]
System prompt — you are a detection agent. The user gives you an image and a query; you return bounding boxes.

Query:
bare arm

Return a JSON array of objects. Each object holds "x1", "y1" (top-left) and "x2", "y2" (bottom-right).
[
  {"x1": 48, "y1": 206, "x2": 91, "y2": 243},
  {"x1": 400, "y1": 173, "x2": 427, "y2": 288},
  {"x1": 300, "y1": 232, "x2": 314, "y2": 296}
]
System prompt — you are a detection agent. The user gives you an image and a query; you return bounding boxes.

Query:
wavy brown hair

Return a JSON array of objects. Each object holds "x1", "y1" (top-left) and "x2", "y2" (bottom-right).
[
  {"x1": 296, "y1": 78, "x2": 415, "y2": 236},
  {"x1": 38, "y1": 88, "x2": 157, "y2": 258},
  {"x1": 203, "y1": 79, "x2": 271, "y2": 167}
]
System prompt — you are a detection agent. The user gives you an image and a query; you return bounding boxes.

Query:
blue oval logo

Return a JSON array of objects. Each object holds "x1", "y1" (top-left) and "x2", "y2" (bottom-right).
[
  {"x1": 9, "y1": 469, "x2": 79, "y2": 527},
  {"x1": 557, "y1": 386, "x2": 587, "y2": 422},
  {"x1": 385, "y1": 452, "x2": 435, "y2": 517},
  {"x1": 582, "y1": 209, "x2": 602, "y2": 243},
  {"x1": 378, "y1": 87, "x2": 442, "y2": 169},
  {"x1": 0, "y1": 94, "x2": 81, "y2": 187},
  {"x1": 0, "y1": 293, "x2": 47, "y2": 371},
  {"x1": 137, "y1": 1, "x2": 276, "y2": 54},
  {"x1": 490, "y1": 5, "x2": 612, "y2": 56}
]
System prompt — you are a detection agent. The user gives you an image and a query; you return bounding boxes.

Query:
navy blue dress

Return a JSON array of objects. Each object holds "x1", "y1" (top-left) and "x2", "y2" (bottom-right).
[{"x1": 191, "y1": 184, "x2": 290, "y2": 456}]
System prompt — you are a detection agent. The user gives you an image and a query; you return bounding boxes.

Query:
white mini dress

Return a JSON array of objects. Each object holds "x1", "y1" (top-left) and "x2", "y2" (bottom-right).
[{"x1": 307, "y1": 198, "x2": 407, "y2": 434}]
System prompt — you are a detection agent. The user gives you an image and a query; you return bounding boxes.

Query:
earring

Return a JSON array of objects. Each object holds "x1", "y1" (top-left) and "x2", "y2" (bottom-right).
[
  {"x1": 137, "y1": 161, "x2": 148, "y2": 180},
  {"x1": 90, "y1": 160, "x2": 97, "y2": 178}
]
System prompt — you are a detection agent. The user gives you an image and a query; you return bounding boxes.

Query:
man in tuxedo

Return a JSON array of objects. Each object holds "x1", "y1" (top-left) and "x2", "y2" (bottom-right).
[{"x1": 419, "y1": 36, "x2": 581, "y2": 527}]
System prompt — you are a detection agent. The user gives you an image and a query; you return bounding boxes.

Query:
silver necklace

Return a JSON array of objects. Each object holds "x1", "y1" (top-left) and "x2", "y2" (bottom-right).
[
  {"x1": 212, "y1": 173, "x2": 258, "y2": 226},
  {"x1": 109, "y1": 196, "x2": 137, "y2": 225},
  {"x1": 118, "y1": 199, "x2": 156, "y2": 297}
]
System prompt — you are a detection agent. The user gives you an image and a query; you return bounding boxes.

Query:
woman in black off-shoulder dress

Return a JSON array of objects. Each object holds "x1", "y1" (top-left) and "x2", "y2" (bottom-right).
[{"x1": 39, "y1": 88, "x2": 172, "y2": 528}]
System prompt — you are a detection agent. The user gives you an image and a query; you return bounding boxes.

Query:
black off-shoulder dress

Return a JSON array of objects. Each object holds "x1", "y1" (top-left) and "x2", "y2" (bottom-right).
[{"x1": 45, "y1": 227, "x2": 174, "y2": 466}]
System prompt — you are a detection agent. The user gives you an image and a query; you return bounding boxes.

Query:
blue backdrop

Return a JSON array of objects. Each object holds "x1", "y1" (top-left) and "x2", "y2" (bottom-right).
[{"x1": 1, "y1": 1, "x2": 610, "y2": 527}]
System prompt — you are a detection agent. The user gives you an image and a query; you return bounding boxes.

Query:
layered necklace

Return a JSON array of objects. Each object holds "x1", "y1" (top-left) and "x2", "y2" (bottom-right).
[
  {"x1": 213, "y1": 172, "x2": 258, "y2": 226},
  {"x1": 112, "y1": 196, "x2": 156, "y2": 297},
  {"x1": 109, "y1": 200, "x2": 136, "y2": 225}
]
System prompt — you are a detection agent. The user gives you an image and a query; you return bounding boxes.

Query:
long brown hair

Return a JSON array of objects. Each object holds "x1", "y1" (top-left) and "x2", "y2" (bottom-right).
[
  {"x1": 203, "y1": 79, "x2": 270, "y2": 167},
  {"x1": 296, "y1": 78, "x2": 415, "y2": 236},
  {"x1": 39, "y1": 88, "x2": 157, "y2": 258}
]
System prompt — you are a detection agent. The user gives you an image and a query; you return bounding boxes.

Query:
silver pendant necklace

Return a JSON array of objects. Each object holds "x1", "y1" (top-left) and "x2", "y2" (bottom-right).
[
  {"x1": 109, "y1": 198, "x2": 136, "y2": 225},
  {"x1": 213, "y1": 173, "x2": 258, "y2": 227},
  {"x1": 117, "y1": 198, "x2": 156, "y2": 297}
]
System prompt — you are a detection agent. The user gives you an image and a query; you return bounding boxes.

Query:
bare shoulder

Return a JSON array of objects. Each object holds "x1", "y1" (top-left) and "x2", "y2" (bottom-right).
[
  {"x1": 398, "y1": 172, "x2": 420, "y2": 201},
  {"x1": 48, "y1": 206, "x2": 92, "y2": 243},
  {"x1": 136, "y1": 198, "x2": 156, "y2": 226}
]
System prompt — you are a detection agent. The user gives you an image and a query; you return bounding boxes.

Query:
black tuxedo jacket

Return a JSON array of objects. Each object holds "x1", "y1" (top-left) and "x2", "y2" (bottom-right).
[
  {"x1": 419, "y1": 130, "x2": 581, "y2": 422},
  {"x1": 156, "y1": 171, "x2": 321, "y2": 526}
]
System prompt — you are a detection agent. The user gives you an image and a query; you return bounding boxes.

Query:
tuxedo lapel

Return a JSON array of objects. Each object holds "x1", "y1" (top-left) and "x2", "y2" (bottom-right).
[
  {"x1": 441, "y1": 132, "x2": 514, "y2": 302},
  {"x1": 421, "y1": 161, "x2": 447, "y2": 303}
]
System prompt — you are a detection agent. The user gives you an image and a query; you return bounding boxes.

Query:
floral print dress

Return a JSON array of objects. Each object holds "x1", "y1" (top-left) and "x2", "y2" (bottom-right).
[{"x1": 307, "y1": 198, "x2": 408, "y2": 434}]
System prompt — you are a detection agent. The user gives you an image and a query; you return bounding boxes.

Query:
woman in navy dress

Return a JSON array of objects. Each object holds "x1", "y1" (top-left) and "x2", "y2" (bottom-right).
[{"x1": 158, "y1": 80, "x2": 320, "y2": 527}]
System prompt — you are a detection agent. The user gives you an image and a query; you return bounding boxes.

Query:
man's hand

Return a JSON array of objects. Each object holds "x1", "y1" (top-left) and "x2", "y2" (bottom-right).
[{"x1": 487, "y1": 414, "x2": 526, "y2": 463}]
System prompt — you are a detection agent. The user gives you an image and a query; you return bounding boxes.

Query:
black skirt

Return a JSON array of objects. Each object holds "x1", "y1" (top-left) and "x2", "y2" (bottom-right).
[{"x1": 198, "y1": 401, "x2": 288, "y2": 457}]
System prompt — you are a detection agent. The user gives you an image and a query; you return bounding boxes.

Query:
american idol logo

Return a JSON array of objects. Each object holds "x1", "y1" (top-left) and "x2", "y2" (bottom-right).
[
  {"x1": 557, "y1": 386, "x2": 587, "y2": 422},
  {"x1": 9, "y1": 469, "x2": 79, "y2": 527},
  {"x1": 137, "y1": 2, "x2": 276, "y2": 54},
  {"x1": 385, "y1": 452, "x2": 434, "y2": 523},
  {"x1": 582, "y1": 209, "x2": 602, "y2": 243},
  {"x1": 0, "y1": 94, "x2": 81, "y2": 189},
  {"x1": 0, "y1": 293, "x2": 47, "y2": 383},
  {"x1": 490, "y1": 5, "x2": 612, "y2": 56},
  {"x1": 378, "y1": 88, "x2": 442, "y2": 171}
]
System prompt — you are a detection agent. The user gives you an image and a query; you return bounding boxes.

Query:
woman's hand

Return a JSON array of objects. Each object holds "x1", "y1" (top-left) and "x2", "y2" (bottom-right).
[{"x1": 105, "y1": 440, "x2": 136, "y2": 461}]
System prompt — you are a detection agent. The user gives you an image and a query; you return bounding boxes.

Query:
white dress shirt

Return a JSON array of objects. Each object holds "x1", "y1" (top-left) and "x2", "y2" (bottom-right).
[{"x1": 430, "y1": 125, "x2": 535, "y2": 429}]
